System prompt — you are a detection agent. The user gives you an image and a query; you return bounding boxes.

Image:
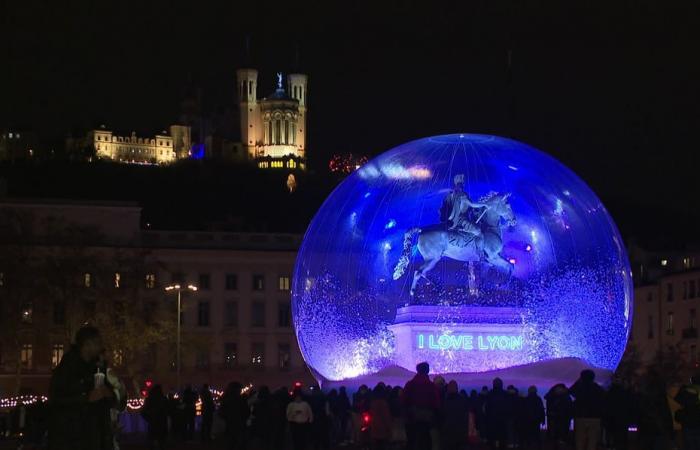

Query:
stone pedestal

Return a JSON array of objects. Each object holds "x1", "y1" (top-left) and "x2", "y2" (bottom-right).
[{"x1": 388, "y1": 305, "x2": 531, "y2": 373}]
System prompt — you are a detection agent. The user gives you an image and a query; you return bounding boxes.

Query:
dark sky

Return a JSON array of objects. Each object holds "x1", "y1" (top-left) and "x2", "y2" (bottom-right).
[{"x1": 2, "y1": 0, "x2": 699, "y2": 245}]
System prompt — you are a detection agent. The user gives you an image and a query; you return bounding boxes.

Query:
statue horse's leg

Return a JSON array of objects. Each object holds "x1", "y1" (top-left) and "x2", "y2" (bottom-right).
[{"x1": 410, "y1": 257, "x2": 440, "y2": 296}]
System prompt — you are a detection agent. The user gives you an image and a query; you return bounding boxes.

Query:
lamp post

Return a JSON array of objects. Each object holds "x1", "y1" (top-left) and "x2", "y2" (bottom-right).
[{"x1": 164, "y1": 283, "x2": 198, "y2": 392}]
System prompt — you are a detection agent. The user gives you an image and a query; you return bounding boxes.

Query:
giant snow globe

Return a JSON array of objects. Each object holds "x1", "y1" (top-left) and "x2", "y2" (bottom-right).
[{"x1": 293, "y1": 134, "x2": 632, "y2": 388}]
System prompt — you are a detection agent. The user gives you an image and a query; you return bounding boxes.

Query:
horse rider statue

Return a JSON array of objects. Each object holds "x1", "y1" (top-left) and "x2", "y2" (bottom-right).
[{"x1": 439, "y1": 174, "x2": 489, "y2": 239}]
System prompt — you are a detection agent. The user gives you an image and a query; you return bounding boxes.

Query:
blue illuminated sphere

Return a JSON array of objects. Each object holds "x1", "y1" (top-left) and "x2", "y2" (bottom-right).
[{"x1": 293, "y1": 134, "x2": 632, "y2": 383}]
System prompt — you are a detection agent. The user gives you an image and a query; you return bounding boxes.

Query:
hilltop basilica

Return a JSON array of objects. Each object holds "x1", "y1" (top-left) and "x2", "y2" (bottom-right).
[{"x1": 67, "y1": 69, "x2": 308, "y2": 170}]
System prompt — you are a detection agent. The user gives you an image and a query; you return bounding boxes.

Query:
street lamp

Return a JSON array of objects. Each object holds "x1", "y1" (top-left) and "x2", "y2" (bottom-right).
[{"x1": 164, "y1": 283, "x2": 198, "y2": 392}]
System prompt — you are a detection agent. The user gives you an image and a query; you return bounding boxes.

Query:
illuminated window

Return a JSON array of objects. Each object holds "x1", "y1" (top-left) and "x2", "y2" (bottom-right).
[
  {"x1": 668, "y1": 312, "x2": 674, "y2": 335},
  {"x1": 52, "y1": 344, "x2": 64, "y2": 368},
  {"x1": 145, "y1": 274, "x2": 156, "y2": 289},
  {"x1": 198, "y1": 301, "x2": 210, "y2": 327},
  {"x1": 198, "y1": 273, "x2": 210, "y2": 290},
  {"x1": 224, "y1": 343, "x2": 237, "y2": 368},
  {"x1": 21, "y1": 303, "x2": 33, "y2": 323},
  {"x1": 53, "y1": 302, "x2": 65, "y2": 325},
  {"x1": 113, "y1": 349, "x2": 123, "y2": 367},
  {"x1": 253, "y1": 274, "x2": 265, "y2": 291},
  {"x1": 252, "y1": 302, "x2": 265, "y2": 327},
  {"x1": 251, "y1": 342, "x2": 265, "y2": 367},
  {"x1": 224, "y1": 301, "x2": 238, "y2": 327},
  {"x1": 278, "y1": 276, "x2": 290, "y2": 291},
  {"x1": 114, "y1": 272, "x2": 121, "y2": 288},
  {"x1": 684, "y1": 257, "x2": 691, "y2": 269},
  {"x1": 225, "y1": 273, "x2": 238, "y2": 290},
  {"x1": 278, "y1": 302, "x2": 290, "y2": 327},
  {"x1": 278, "y1": 343, "x2": 291, "y2": 370},
  {"x1": 21, "y1": 344, "x2": 32, "y2": 369},
  {"x1": 661, "y1": 259, "x2": 668, "y2": 267},
  {"x1": 84, "y1": 273, "x2": 92, "y2": 288}
]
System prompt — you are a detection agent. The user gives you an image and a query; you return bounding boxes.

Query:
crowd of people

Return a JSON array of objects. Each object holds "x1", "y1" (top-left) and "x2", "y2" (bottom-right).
[{"x1": 5, "y1": 325, "x2": 700, "y2": 450}]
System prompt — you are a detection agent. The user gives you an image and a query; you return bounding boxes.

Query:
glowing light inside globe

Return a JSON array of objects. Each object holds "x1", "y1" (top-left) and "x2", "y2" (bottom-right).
[{"x1": 292, "y1": 134, "x2": 632, "y2": 383}]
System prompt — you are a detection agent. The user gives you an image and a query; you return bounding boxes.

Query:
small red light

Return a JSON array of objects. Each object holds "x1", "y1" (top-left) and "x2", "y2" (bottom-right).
[
  {"x1": 294, "y1": 381, "x2": 302, "y2": 387},
  {"x1": 145, "y1": 380, "x2": 153, "y2": 388},
  {"x1": 140, "y1": 389, "x2": 148, "y2": 397},
  {"x1": 363, "y1": 413, "x2": 371, "y2": 424}
]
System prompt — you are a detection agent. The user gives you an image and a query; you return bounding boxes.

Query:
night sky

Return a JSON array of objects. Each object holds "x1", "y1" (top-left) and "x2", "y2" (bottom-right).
[{"x1": 1, "y1": 1, "x2": 699, "y2": 246}]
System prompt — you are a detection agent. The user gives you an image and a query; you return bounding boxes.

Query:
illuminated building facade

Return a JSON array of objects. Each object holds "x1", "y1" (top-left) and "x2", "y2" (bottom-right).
[
  {"x1": 0, "y1": 199, "x2": 311, "y2": 395},
  {"x1": 236, "y1": 69, "x2": 308, "y2": 170},
  {"x1": 627, "y1": 246, "x2": 700, "y2": 373},
  {"x1": 68, "y1": 124, "x2": 191, "y2": 165}
]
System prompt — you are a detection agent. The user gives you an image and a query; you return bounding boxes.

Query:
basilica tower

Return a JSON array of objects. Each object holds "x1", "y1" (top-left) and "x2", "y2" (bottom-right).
[
  {"x1": 287, "y1": 73, "x2": 308, "y2": 158},
  {"x1": 236, "y1": 68, "x2": 261, "y2": 159}
]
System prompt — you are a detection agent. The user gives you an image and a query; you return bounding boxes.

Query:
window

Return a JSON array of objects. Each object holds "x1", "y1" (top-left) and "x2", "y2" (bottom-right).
[
  {"x1": 53, "y1": 302, "x2": 65, "y2": 325},
  {"x1": 252, "y1": 302, "x2": 265, "y2": 327},
  {"x1": 196, "y1": 349, "x2": 210, "y2": 369},
  {"x1": 661, "y1": 259, "x2": 668, "y2": 267},
  {"x1": 84, "y1": 301, "x2": 96, "y2": 319},
  {"x1": 275, "y1": 120, "x2": 281, "y2": 145},
  {"x1": 113, "y1": 349, "x2": 124, "y2": 367},
  {"x1": 278, "y1": 302, "x2": 291, "y2": 327},
  {"x1": 144, "y1": 301, "x2": 157, "y2": 326},
  {"x1": 224, "y1": 301, "x2": 238, "y2": 327},
  {"x1": 199, "y1": 273, "x2": 211, "y2": 290},
  {"x1": 145, "y1": 274, "x2": 156, "y2": 289},
  {"x1": 668, "y1": 312, "x2": 675, "y2": 335},
  {"x1": 278, "y1": 276, "x2": 290, "y2": 291},
  {"x1": 21, "y1": 344, "x2": 33, "y2": 369},
  {"x1": 52, "y1": 344, "x2": 64, "y2": 368},
  {"x1": 224, "y1": 343, "x2": 238, "y2": 368},
  {"x1": 198, "y1": 301, "x2": 210, "y2": 327},
  {"x1": 114, "y1": 302, "x2": 125, "y2": 326},
  {"x1": 21, "y1": 303, "x2": 33, "y2": 323},
  {"x1": 667, "y1": 283, "x2": 674, "y2": 302},
  {"x1": 114, "y1": 272, "x2": 121, "y2": 288},
  {"x1": 84, "y1": 273, "x2": 92, "y2": 288},
  {"x1": 648, "y1": 315, "x2": 654, "y2": 339},
  {"x1": 253, "y1": 274, "x2": 265, "y2": 291},
  {"x1": 278, "y1": 343, "x2": 291, "y2": 370},
  {"x1": 251, "y1": 342, "x2": 265, "y2": 367},
  {"x1": 225, "y1": 273, "x2": 238, "y2": 290},
  {"x1": 691, "y1": 280, "x2": 697, "y2": 299}
]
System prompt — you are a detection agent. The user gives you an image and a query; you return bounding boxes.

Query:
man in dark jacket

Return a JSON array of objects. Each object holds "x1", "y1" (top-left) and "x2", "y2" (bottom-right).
[
  {"x1": 569, "y1": 370, "x2": 605, "y2": 450},
  {"x1": 48, "y1": 326, "x2": 115, "y2": 450},
  {"x1": 402, "y1": 362, "x2": 441, "y2": 450},
  {"x1": 484, "y1": 378, "x2": 510, "y2": 450}
]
